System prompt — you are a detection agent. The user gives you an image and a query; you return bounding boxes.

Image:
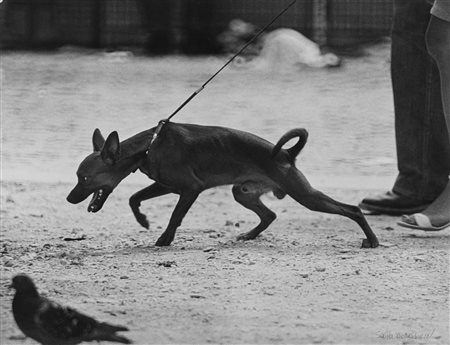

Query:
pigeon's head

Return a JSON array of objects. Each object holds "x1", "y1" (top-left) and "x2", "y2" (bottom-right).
[{"x1": 11, "y1": 274, "x2": 38, "y2": 294}]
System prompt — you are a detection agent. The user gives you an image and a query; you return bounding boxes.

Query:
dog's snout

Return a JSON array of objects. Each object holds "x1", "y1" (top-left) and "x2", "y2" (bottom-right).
[
  {"x1": 66, "y1": 193, "x2": 77, "y2": 204},
  {"x1": 67, "y1": 186, "x2": 85, "y2": 204}
]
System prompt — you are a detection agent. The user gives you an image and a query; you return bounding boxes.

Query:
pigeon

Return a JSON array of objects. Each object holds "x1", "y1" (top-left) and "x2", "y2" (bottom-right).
[{"x1": 11, "y1": 274, "x2": 132, "y2": 345}]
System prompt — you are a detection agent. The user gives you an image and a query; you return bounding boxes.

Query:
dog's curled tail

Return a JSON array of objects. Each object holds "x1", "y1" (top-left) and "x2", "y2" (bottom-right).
[{"x1": 271, "y1": 128, "x2": 308, "y2": 162}]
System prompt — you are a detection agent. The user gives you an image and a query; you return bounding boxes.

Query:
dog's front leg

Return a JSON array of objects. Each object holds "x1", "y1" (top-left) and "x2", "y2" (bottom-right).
[
  {"x1": 129, "y1": 183, "x2": 173, "y2": 229},
  {"x1": 155, "y1": 191, "x2": 200, "y2": 246}
]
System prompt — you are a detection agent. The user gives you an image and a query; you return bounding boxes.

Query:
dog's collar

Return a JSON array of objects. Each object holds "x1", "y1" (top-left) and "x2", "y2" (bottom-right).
[{"x1": 145, "y1": 119, "x2": 167, "y2": 155}]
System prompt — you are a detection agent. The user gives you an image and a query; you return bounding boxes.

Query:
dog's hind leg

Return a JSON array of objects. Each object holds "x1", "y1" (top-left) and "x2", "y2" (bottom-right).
[
  {"x1": 232, "y1": 184, "x2": 277, "y2": 241},
  {"x1": 155, "y1": 191, "x2": 200, "y2": 246},
  {"x1": 277, "y1": 168, "x2": 379, "y2": 248},
  {"x1": 129, "y1": 183, "x2": 173, "y2": 229}
]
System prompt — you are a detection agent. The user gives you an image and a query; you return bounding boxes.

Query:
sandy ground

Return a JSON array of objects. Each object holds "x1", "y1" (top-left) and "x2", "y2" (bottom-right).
[
  {"x1": 1, "y1": 42, "x2": 449, "y2": 344},
  {"x1": 1, "y1": 180, "x2": 449, "y2": 345}
]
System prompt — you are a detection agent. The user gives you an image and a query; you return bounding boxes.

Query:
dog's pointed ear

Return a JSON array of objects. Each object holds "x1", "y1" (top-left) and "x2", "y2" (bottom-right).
[
  {"x1": 92, "y1": 128, "x2": 105, "y2": 152},
  {"x1": 101, "y1": 131, "x2": 121, "y2": 165}
]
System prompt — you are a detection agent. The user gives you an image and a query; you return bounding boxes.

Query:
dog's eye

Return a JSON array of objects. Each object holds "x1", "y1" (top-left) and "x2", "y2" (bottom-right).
[{"x1": 82, "y1": 176, "x2": 88, "y2": 183}]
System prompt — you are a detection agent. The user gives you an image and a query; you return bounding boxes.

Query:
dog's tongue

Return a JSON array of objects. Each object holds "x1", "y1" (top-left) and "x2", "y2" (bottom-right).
[{"x1": 87, "y1": 189, "x2": 103, "y2": 213}]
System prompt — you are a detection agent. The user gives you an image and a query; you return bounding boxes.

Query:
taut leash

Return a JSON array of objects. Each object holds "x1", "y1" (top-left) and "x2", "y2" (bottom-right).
[{"x1": 147, "y1": 0, "x2": 297, "y2": 150}]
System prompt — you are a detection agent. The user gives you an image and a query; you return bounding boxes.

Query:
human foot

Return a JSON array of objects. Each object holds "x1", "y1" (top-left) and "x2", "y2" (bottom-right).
[
  {"x1": 398, "y1": 213, "x2": 450, "y2": 231},
  {"x1": 359, "y1": 191, "x2": 430, "y2": 215},
  {"x1": 398, "y1": 182, "x2": 450, "y2": 230}
]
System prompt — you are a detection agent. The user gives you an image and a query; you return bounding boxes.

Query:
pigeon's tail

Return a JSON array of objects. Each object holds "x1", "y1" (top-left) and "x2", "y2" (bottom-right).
[
  {"x1": 99, "y1": 322, "x2": 129, "y2": 333},
  {"x1": 100, "y1": 334, "x2": 133, "y2": 344},
  {"x1": 95, "y1": 323, "x2": 133, "y2": 344}
]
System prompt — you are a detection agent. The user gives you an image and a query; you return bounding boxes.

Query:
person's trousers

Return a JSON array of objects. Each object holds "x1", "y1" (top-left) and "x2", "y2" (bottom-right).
[{"x1": 392, "y1": 0, "x2": 450, "y2": 201}]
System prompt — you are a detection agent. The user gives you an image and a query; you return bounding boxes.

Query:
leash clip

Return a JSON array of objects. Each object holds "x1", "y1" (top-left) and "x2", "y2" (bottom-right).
[{"x1": 146, "y1": 119, "x2": 168, "y2": 154}]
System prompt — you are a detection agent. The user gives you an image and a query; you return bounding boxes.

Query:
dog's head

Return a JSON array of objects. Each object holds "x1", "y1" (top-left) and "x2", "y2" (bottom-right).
[{"x1": 67, "y1": 128, "x2": 124, "y2": 213}]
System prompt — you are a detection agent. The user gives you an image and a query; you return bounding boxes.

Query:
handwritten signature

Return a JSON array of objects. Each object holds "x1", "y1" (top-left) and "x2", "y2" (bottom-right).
[{"x1": 378, "y1": 329, "x2": 435, "y2": 340}]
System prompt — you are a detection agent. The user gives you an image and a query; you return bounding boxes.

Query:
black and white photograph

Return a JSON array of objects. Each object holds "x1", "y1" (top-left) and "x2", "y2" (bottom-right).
[{"x1": 1, "y1": 0, "x2": 449, "y2": 344}]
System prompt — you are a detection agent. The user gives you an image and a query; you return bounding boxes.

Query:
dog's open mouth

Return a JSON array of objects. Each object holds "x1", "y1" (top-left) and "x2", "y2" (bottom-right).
[{"x1": 88, "y1": 188, "x2": 109, "y2": 213}]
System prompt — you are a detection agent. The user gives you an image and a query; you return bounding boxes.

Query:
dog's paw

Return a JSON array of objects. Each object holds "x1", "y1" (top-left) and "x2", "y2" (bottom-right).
[
  {"x1": 236, "y1": 232, "x2": 257, "y2": 241},
  {"x1": 361, "y1": 238, "x2": 379, "y2": 248},
  {"x1": 136, "y1": 214, "x2": 149, "y2": 229},
  {"x1": 155, "y1": 233, "x2": 173, "y2": 247}
]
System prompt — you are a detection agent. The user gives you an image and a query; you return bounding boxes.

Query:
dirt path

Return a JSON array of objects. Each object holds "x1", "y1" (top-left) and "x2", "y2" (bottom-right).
[{"x1": 1, "y1": 181, "x2": 448, "y2": 344}]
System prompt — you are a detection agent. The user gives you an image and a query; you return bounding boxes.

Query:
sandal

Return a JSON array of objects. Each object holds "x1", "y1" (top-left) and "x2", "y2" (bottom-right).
[{"x1": 397, "y1": 213, "x2": 450, "y2": 231}]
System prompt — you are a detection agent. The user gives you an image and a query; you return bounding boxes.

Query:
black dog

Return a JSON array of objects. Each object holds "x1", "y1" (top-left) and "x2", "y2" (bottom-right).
[{"x1": 67, "y1": 122, "x2": 379, "y2": 248}]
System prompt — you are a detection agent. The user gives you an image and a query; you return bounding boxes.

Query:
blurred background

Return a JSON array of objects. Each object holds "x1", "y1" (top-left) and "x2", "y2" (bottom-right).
[
  {"x1": 1, "y1": 0, "x2": 397, "y2": 189},
  {"x1": 0, "y1": 0, "x2": 392, "y2": 51}
]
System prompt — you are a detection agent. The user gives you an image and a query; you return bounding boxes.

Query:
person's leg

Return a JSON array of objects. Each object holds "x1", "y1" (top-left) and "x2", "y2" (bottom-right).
[
  {"x1": 360, "y1": 0, "x2": 450, "y2": 215},
  {"x1": 401, "y1": 11, "x2": 450, "y2": 228},
  {"x1": 392, "y1": 0, "x2": 449, "y2": 201},
  {"x1": 427, "y1": 6, "x2": 450, "y2": 135}
]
